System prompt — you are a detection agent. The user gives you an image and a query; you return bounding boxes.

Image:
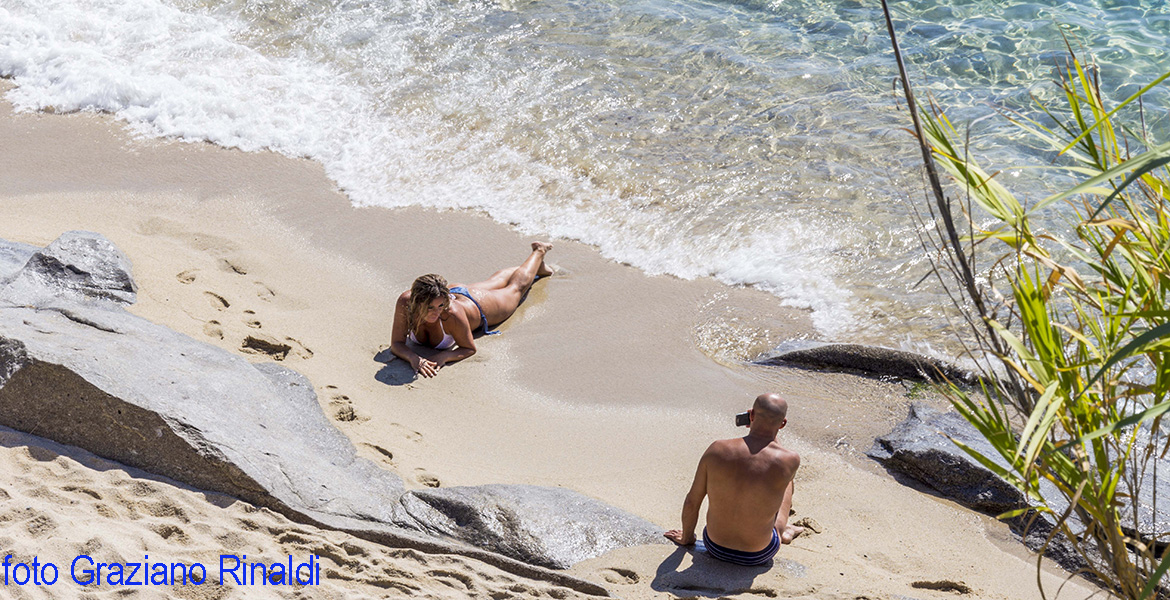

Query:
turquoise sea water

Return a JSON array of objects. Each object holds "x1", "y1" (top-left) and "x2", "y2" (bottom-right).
[{"x1": 1, "y1": 0, "x2": 1167, "y2": 351}]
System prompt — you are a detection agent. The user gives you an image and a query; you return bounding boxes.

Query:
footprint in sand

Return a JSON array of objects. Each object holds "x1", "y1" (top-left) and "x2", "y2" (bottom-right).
[
  {"x1": 286, "y1": 337, "x2": 314, "y2": 359},
  {"x1": 255, "y1": 281, "x2": 276, "y2": 302},
  {"x1": 334, "y1": 405, "x2": 357, "y2": 422},
  {"x1": 390, "y1": 423, "x2": 423, "y2": 442},
  {"x1": 176, "y1": 269, "x2": 198, "y2": 284},
  {"x1": 414, "y1": 469, "x2": 440, "y2": 488},
  {"x1": 329, "y1": 393, "x2": 365, "y2": 423},
  {"x1": 218, "y1": 257, "x2": 249, "y2": 275},
  {"x1": 361, "y1": 443, "x2": 394, "y2": 464},
  {"x1": 241, "y1": 333, "x2": 291, "y2": 360},
  {"x1": 600, "y1": 568, "x2": 639, "y2": 585},
  {"x1": 203, "y1": 320, "x2": 224, "y2": 340},
  {"x1": 61, "y1": 485, "x2": 102, "y2": 500},
  {"x1": 25, "y1": 513, "x2": 57, "y2": 537},
  {"x1": 237, "y1": 329, "x2": 313, "y2": 360},
  {"x1": 204, "y1": 291, "x2": 230, "y2": 310}
]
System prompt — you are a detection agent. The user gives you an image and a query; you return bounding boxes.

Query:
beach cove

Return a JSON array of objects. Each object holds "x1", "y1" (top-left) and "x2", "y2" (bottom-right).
[{"x1": 0, "y1": 78, "x2": 1106, "y2": 598}]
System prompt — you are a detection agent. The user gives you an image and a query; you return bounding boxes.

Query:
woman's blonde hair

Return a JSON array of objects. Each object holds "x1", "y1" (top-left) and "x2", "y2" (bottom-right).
[{"x1": 407, "y1": 274, "x2": 450, "y2": 334}]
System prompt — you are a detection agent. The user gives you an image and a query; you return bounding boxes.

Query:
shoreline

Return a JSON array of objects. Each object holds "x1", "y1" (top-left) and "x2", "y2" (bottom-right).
[{"x1": 0, "y1": 82, "x2": 1098, "y2": 599}]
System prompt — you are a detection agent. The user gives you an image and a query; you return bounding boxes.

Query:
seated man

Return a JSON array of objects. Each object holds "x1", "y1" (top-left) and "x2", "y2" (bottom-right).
[{"x1": 664, "y1": 393, "x2": 803, "y2": 566}]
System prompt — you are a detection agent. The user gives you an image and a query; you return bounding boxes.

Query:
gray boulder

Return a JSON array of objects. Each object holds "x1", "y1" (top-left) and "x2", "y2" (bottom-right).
[
  {"x1": 759, "y1": 343, "x2": 976, "y2": 384},
  {"x1": 1, "y1": 230, "x2": 137, "y2": 307},
  {"x1": 397, "y1": 484, "x2": 667, "y2": 569},
  {"x1": 0, "y1": 287, "x2": 405, "y2": 527}
]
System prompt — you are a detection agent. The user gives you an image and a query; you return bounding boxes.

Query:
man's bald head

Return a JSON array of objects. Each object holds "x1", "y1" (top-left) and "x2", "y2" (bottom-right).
[{"x1": 752, "y1": 393, "x2": 788, "y2": 427}]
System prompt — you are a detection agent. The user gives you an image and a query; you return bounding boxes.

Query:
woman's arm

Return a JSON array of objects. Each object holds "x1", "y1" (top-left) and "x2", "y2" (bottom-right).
[{"x1": 390, "y1": 292, "x2": 437, "y2": 377}]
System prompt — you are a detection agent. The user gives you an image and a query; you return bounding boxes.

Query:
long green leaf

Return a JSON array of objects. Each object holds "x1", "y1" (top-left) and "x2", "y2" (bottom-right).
[
  {"x1": 950, "y1": 437, "x2": 1024, "y2": 488},
  {"x1": 1057, "y1": 400, "x2": 1170, "y2": 452},
  {"x1": 1060, "y1": 70, "x2": 1170, "y2": 158},
  {"x1": 1139, "y1": 546, "x2": 1170, "y2": 599},
  {"x1": 1077, "y1": 322, "x2": 1170, "y2": 402},
  {"x1": 1017, "y1": 382, "x2": 1060, "y2": 462},
  {"x1": 1089, "y1": 157, "x2": 1170, "y2": 220},
  {"x1": 1033, "y1": 139, "x2": 1170, "y2": 213}
]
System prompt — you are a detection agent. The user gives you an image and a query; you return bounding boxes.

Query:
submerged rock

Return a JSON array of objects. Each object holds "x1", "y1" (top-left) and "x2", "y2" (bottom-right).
[
  {"x1": 759, "y1": 343, "x2": 976, "y2": 384},
  {"x1": 868, "y1": 403, "x2": 1027, "y2": 514}
]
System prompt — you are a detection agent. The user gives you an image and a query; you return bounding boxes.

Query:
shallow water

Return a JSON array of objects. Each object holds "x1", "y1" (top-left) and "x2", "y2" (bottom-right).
[{"x1": 1, "y1": 0, "x2": 1166, "y2": 351}]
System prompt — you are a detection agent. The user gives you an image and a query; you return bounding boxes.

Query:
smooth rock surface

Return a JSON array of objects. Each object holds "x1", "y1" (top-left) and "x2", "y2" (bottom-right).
[
  {"x1": 760, "y1": 343, "x2": 975, "y2": 384},
  {"x1": 397, "y1": 484, "x2": 667, "y2": 569}
]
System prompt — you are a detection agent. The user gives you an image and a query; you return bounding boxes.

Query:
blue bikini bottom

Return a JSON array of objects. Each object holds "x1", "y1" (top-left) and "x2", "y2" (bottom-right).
[{"x1": 450, "y1": 286, "x2": 499, "y2": 335}]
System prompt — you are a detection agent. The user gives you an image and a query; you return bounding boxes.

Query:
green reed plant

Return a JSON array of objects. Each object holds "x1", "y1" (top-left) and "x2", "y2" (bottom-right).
[{"x1": 880, "y1": 2, "x2": 1170, "y2": 598}]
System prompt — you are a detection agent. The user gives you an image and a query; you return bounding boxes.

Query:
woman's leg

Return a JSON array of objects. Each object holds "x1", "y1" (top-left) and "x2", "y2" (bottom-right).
[{"x1": 468, "y1": 242, "x2": 552, "y2": 325}]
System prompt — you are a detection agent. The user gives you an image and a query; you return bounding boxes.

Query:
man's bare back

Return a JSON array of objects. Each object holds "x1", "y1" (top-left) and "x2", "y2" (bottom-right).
[{"x1": 665, "y1": 393, "x2": 803, "y2": 563}]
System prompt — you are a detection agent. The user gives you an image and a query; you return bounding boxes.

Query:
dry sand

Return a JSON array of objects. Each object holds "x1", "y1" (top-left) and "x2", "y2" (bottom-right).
[{"x1": 0, "y1": 82, "x2": 1102, "y2": 599}]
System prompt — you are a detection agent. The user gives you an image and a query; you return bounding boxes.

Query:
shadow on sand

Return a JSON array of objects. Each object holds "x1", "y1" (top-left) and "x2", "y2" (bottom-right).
[
  {"x1": 652, "y1": 544, "x2": 798, "y2": 598},
  {"x1": 373, "y1": 347, "x2": 417, "y2": 386}
]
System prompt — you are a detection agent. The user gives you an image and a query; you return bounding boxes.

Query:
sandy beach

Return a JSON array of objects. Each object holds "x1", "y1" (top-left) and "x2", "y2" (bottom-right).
[{"x1": 0, "y1": 81, "x2": 1102, "y2": 599}]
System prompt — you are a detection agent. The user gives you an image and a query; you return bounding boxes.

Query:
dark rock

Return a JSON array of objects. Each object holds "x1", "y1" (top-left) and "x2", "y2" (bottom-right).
[
  {"x1": 397, "y1": 484, "x2": 667, "y2": 569},
  {"x1": 1, "y1": 231, "x2": 136, "y2": 307},
  {"x1": 759, "y1": 343, "x2": 976, "y2": 384},
  {"x1": 869, "y1": 404, "x2": 1087, "y2": 572},
  {"x1": 868, "y1": 403, "x2": 1026, "y2": 513}
]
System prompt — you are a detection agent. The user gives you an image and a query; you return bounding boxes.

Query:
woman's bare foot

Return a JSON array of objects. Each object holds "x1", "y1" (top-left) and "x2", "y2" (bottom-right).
[{"x1": 531, "y1": 241, "x2": 554, "y2": 277}]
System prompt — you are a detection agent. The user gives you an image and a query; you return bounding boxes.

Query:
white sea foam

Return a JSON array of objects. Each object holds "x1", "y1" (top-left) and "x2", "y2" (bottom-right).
[
  {"x1": 19, "y1": 0, "x2": 1151, "y2": 347},
  {"x1": 0, "y1": 0, "x2": 872, "y2": 339}
]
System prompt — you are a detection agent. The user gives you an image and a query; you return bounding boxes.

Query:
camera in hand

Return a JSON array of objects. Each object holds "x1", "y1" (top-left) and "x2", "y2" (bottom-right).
[{"x1": 735, "y1": 411, "x2": 750, "y2": 427}]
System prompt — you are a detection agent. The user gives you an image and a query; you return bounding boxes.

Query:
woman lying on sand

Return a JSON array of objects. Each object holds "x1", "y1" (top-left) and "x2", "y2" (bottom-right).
[{"x1": 390, "y1": 242, "x2": 554, "y2": 378}]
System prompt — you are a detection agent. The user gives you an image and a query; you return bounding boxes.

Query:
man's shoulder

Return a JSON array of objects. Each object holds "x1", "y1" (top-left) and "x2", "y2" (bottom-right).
[
  {"x1": 705, "y1": 438, "x2": 743, "y2": 454},
  {"x1": 773, "y1": 444, "x2": 800, "y2": 467}
]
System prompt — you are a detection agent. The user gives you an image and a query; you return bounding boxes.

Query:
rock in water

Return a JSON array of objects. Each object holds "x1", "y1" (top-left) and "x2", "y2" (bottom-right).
[
  {"x1": 398, "y1": 484, "x2": 666, "y2": 569},
  {"x1": 760, "y1": 343, "x2": 976, "y2": 384}
]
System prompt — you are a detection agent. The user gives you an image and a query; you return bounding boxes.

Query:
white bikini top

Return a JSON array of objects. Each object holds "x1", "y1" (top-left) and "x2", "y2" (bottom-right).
[{"x1": 408, "y1": 325, "x2": 456, "y2": 350}]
